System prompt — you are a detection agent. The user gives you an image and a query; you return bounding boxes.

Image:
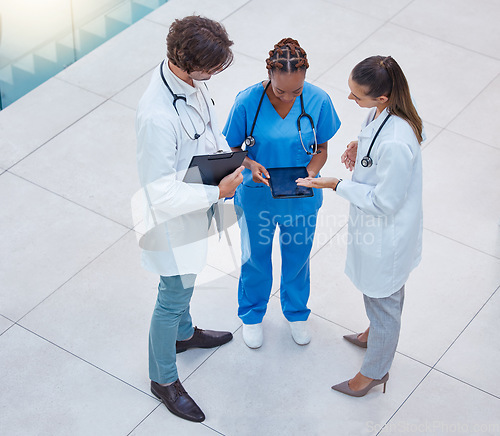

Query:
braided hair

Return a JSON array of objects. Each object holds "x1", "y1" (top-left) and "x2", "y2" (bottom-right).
[{"x1": 266, "y1": 38, "x2": 309, "y2": 73}]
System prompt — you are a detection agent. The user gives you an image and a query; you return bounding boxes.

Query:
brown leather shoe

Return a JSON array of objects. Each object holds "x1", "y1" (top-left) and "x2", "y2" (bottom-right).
[
  {"x1": 151, "y1": 380, "x2": 205, "y2": 422},
  {"x1": 176, "y1": 326, "x2": 233, "y2": 353}
]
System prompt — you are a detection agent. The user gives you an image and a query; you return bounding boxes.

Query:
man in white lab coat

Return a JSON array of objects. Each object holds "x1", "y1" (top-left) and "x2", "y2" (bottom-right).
[{"x1": 135, "y1": 16, "x2": 243, "y2": 423}]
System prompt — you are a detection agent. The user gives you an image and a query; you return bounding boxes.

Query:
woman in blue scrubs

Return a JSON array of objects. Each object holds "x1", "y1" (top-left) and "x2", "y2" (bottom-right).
[
  {"x1": 298, "y1": 55, "x2": 423, "y2": 396},
  {"x1": 223, "y1": 38, "x2": 340, "y2": 348}
]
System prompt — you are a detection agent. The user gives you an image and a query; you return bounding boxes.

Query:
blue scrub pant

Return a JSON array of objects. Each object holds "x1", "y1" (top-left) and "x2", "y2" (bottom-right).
[
  {"x1": 149, "y1": 274, "x2": 196, "y2": 384},
  {"x1": 238, "y1": 211, "x2": 317, "y2": 324}
]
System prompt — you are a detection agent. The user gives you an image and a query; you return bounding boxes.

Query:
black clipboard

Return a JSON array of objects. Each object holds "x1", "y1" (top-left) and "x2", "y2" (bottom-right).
[
  {"x1": 267, "y1": 167, "x2": 314, "y2": 199},
  {"x1": 183, "y1": 150, "x2": 247, "y2": 185}
]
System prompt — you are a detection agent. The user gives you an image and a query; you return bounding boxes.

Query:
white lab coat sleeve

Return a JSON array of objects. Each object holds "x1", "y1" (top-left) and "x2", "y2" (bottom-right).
[
  {"x1": 336, "y1": 140, "x2": 415, "y2": 217},
  {"x1": 137, "y1": 115, "x2": 220, "y2": 222}
]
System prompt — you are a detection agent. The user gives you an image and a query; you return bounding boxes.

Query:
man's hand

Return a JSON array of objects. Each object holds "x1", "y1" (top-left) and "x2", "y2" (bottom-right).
[
  {"x1": 218, "y1": 166, "x2": 244, "y2": 199},
  {"x1": 341, "y1": 141, "x2": 358, "y2": 171}
]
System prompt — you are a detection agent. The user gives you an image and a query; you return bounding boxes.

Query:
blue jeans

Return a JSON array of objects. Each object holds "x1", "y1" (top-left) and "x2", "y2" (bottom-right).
[{"x1": 149, "y1": 274, "x2": 196, "y2": 384}]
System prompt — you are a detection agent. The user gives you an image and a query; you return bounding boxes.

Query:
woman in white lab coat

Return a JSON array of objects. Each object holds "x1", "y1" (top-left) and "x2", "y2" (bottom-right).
[{"x1": 297, "y1": 55, "x2": 423, "y2": 397}]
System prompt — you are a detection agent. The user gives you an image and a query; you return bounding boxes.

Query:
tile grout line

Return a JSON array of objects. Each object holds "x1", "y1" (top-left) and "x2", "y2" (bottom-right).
[
  {"x1": 376, "y1": 367, "x2": 434, "y2": 436},
  {"x1": 309, "y1": 311, "x2": 433, "y2": 371},
  {"x1": 314, "y1": 0, "x2": 417, "y2": 83},
  {"x1": 53, "y1": 75, "x2": 111, "y2": 100},
  {"x1": 182, "y1": 326, "x2": 244, "y2": 385},
  {"x1": 14, "y1": 229, "x2": 134, "y2": 325},
  {"x1": 417, "y1": 70, "x2": 500, "y2": 150},
  {"x1": 220, "y1": 0, "x2": 253, "y2": 22},
  {"x1": 432, "y1": 367, "x2": 500, "y2": 401},
  {"x1": 0, "y1": 322, "x2": 17, "y2": 338},
  {"x1": 441, "y1": 129, "x2": 500, "y2": 153},
  {"x1": 420, "y1": 126, "x2": 446, "y2": 151},
  {"x1": 5, "y1": 171, "x2": 133, "y2": 231},
  {"x1": 270, "y1": 222, "x2": 348, "y2": 297},
  {"x1": 312, "y1": 77, "x2": 450, "y2": 139},
  {"x1": 310, "y1": 222, "x2": 349, "y2": 260},
  {"x1": 379, "y1": 285, "x2": 500, "y2": 433},
  {"x1": 204, "y1": 263, "x2": 240, "y2": 282},
  {"x1": 379, "y1": 361, "x2": 500, "y2": 434},
  {"x1": 431, "y1": 286, "x2": 499, "y2": 370},
  {"x1": 314, "y1": 25, "x2": 386, "y2": 83},
  {"x1": 389, "y1": 21, "x2": 500, "y2": 64},
  {"x1": 438, "y1": 70, "x2": 500, "y2": 135},
  {"x1": 125, "y1": 404, "x2": 163, "y2": 436},
  {"x1": 4, "y1": 96, "x2": 109, "y2": 173},
  {"x1": 423, "y1": 227, "x2": 500, "y2": 260},
  {"x1": 14, "y1": 323, "x2": 159, "y2": 399},
  {"x1": 7, "y1": 60, "x2": 156, "y2": 174}
]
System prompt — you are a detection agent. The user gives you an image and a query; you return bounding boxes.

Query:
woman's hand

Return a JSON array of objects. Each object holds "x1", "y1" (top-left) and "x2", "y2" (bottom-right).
[
  {"x1": 296, "y1": 177, "x2": 339, "y2": 190},
  {"x1": 341, "y1": 141, "x2": 358, "y2": 171},
  {"x1": 250, "y1": 160, "x2": 270, "y2": 186}
]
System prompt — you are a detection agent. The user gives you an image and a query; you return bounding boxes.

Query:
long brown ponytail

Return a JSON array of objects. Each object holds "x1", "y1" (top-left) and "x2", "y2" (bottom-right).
[{"x1": 351, "y1": 56, "x2": 423, "y2": 144}]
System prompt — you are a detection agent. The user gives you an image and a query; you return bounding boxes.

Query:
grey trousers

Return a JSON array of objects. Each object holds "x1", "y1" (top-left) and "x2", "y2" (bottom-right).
[{"x1": 360, "y1": 285, "x2": 405, "y2": 380}]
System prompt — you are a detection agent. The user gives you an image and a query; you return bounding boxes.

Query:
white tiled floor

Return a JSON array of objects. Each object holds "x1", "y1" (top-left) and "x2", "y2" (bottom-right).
[{"x1": 1, "y1": 0, "x2": 499, "y2": 435}]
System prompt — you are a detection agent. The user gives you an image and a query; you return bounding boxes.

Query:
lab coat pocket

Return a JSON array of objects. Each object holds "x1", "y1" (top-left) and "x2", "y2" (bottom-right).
[{"x1": 350, "y1": 208, "x2": 383, "y2": 258}]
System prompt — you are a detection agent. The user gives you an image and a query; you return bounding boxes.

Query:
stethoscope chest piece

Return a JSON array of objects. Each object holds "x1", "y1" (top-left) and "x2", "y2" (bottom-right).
[
  {"x1": 361, "y1": 156, "x2": 373, "y2": 168},
  {"x1": 244, "y1": 136, "x2": 256, "y2": 147},
  {"x1": 361, "y1": 113, "x2": 391, "y2": 169}
]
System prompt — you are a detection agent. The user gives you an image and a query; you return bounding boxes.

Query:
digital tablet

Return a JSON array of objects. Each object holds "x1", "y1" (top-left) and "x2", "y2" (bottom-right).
[
  {"x1": 183, "y1": 150, "x2": 247, "y2": 185},
  {"x1": 267, "y1": 167, "x2": 314, "y2": 199}
]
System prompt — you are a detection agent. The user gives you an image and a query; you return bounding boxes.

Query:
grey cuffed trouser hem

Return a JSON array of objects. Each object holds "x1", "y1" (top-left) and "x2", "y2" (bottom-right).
[{"x1": 360, "y1": 285, "x2": 405, "y2": 380}]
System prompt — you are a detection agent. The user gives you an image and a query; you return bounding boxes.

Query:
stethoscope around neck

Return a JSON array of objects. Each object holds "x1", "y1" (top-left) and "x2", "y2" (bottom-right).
[
  {"x1": 159, "y1": 60, "x2": 206, "y2": 140},
  {"x1": 361, "y1": 113, "x2": 392, "y2": 167},
  {"x1": 244, "y1": 81, "x2": 320, "y2": 155}
]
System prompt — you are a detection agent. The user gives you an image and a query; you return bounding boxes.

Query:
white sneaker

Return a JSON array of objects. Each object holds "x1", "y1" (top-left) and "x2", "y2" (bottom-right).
[
  {"x1": 289, "y1": 320, "x2": 311, "y2": 345},
  {"x1": 242, "y1": 323, "x2": 263, "y2": 349}
]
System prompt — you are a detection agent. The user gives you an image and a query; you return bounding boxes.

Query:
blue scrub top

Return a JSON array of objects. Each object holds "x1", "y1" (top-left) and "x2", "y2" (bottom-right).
[{"x1": 223, "y1": 81, "x2": 340, "y2": 218}]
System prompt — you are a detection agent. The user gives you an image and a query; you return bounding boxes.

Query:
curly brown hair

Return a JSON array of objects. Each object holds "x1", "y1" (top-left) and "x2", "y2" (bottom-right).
[
  {"x1": 166, "y1": 16, "x2": 233, "y2": 74},
  {"x1": 266, "y1": 38, "x2": 309, "y2": 73}
]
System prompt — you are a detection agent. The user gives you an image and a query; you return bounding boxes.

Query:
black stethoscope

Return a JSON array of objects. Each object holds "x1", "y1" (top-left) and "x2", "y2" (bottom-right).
[
  {"x1": 361, "y1": 113, "x2": 392, "y2": 167},
  {"x1": 159, "y1": 60, "x2": 209, "y2": 140},
  {"x1": 244, "y1": 81, "x2": 320, "y2": 155}
]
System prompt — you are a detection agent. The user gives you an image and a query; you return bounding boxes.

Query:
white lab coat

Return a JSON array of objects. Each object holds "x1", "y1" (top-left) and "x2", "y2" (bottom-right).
[
  {"x1": 134, "y1": 61, "x2": 230, "y2": 276},
  {"x1": 336, "y1": 107, "x2": 423, "y2": 298}
]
